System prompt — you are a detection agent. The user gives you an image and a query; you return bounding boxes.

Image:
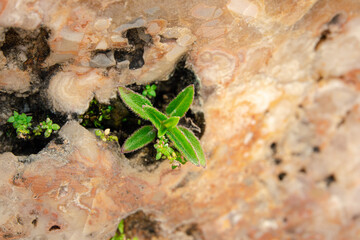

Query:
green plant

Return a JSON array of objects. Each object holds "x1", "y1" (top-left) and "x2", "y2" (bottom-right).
[
  {"x1": 110, "y1": 219, "x2": 138, "y2": 240},
  {"x1": 142, "y1": 84, "x2": 157, "y2": 98},
  {"x1": 95, "y1": 128, "x2": 118, "y2": 142},
  {"x1": 154, "y1": 135, "x2": 186, "y2": 169},
  {"x1": 33, "y1": 117, "x2": 60, "y2": 138},
  {"x1": 7, "y1": 111, "x2": 61, "y2": 139},
  {"x1": 80, "y1": 98, "x2": 113, "y2": 129},
  {"x1": 7, "y1": 111, "x2": 32, "y2": 139},
  {"x1": 119, "y1": 85, "x2": 206, "y2": 167}
]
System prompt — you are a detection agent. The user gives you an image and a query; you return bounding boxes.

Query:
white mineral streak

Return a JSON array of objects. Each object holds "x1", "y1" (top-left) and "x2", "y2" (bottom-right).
[
  {"x1": 48, "y1": 66, "x2": 117, "y2": 114},
  {"x1": 227, "y1": 0, "x2": 258, "y2": 18}
]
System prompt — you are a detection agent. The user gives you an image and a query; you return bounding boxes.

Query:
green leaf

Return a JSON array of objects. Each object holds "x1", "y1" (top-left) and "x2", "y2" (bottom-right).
[
  {"x1": 156, "y1": 152, "x2": 162, "y2": 160},
  {"x1": 179, "y1": 126, "x2": 206, "y2": 167},
  {"x1": 122, "y1": 125, "x2": 156, "y2": 153},
  {"x1": 118, "y1": 86, "x2": 152, "y2": 120},
  {"x1": 7, "y1": 116, "x2": 15, "y2": 123},
  {"x1": 162, "y1": 117, "x2": 180, "y2": 129},
  {"x1": 13, "y1": 111, "x2": 18, "y2": 117},
  {"x1": 166, "y1": 126, "x2": 199, "y2": 166},
  {"x1": 26, "y1": 116, "x2": 32, "y2": 123},
  {"x1": 142, "y1": 105, "x2": 167, "y2": 130},
  {"x1": 149, "y1": 90, "x2": 156, "y2": 97},
  {"x1": 95, "y1": 130, "x2": 102, "y2": 136},
  {"x1": 165, "y1": 85, "x2": 194, "y2": 117},
  {"x1": 44, "y1": 129, "x2": 52, "y2": 138},
  {"x1": 118, "y1": 220, "x2": 124, "y2": 234},
  {"x1": 52, "y1": 124, "x2": 60, "y2": 131},
  {"x1": 157, "y1": 125, "x2": 168, "y2": 137}
]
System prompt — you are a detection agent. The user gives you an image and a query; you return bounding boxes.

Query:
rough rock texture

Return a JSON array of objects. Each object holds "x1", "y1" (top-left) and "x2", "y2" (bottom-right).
[{"x1": 1, "y1": 0, "x2": 360, "y2": 239}]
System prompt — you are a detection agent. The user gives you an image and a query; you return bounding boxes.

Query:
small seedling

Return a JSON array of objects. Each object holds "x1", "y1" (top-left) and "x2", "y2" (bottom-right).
[
  {"x1": 119, "y1": 85, "x2": 206, "y2": 168},
  {"x1": 110, "y1": 219, "x2": 138, "y2": 240},
  {"x1": 8, "y1": 111, "x2": 61, "y2": 139},
  {"x1": 154, "y1": 136, "x2": 186, "y2": 169},
  {"x1": 95, "y1": 128, "x2": 118, "y2": 142},
  {"x1": 7, "y1": 111, "x2": 32, "y2": 139},
  {"x1": 34, "y1": 118, "x2": 60, "y2": 138},
  {"x1": 142, "y1": 84, "x2": 157, "y2": 98}
]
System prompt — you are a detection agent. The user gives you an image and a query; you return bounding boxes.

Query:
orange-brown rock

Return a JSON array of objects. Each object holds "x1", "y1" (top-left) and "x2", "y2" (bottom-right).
[{"x1": 1, "y1": 0, "x2": 360, "y2": 240}]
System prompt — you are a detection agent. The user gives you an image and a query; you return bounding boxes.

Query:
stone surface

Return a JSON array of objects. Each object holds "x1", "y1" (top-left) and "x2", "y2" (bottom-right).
[{"x1": 1, "y1": 0, "x2": 360, "y2": 240}]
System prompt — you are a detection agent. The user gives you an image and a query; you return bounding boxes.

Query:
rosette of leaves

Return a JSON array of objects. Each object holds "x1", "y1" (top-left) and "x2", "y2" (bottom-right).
[
  {"x1": 119, "y1": 85, "x2": 206, "y2": 167},
  {"x1": 34, "y1": 117, "x2": 60, "y2": 138},
  {"x1": 7, "y1": 111, "x2": 32, "y2": 139},
  {"x1": 142, "y1": 84, "x2": 157, "y2": 98}
]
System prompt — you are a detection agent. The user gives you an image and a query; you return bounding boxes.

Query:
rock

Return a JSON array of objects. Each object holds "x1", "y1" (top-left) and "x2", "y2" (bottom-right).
[{"x1": 1, "y1": 0, "x2": 360, "y2": 239}]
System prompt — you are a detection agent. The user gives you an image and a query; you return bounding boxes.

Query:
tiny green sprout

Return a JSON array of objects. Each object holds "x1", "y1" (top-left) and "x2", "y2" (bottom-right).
[
  {"x1": 7, "y1": 111, "x2": 32, "y2": 139},
  {"x1": 35, "y1": 117, "x2": 60, "y2": 138},
  {"x1": 154, "y1": 135, "x2": 186, "y2": 169},
  {"x1": 95, "y1": 128, "x2": 118, "y2": 142},
  {"x1": 142, "y1": 84, "x2": 157, "y2": 98},
  {"x1": 119, "y1": 85, "x2": 206, "y2": 168},
  {"x1": 110, "y1": 219, "x2": 138, "y2": 240}
]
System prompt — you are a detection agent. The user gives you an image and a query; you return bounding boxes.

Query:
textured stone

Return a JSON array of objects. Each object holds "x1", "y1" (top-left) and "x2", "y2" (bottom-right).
[{"x1": 1, "y1": 0, "x2": 360, "y2": 240}]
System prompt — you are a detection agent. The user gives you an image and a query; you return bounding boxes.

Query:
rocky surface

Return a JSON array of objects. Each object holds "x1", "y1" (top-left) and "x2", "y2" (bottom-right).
[{"x1": 1, "y1": 0, "x2": 360, "y2": 239}]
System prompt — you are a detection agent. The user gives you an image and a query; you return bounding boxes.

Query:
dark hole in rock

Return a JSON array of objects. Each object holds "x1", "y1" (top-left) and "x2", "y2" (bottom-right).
[
  {"x1": 314, "y1": 13, "x2": 346, "y2": 51},
  {"x1": 313, "y1": 146, "x2": 321, "y2": 153},
  {"x1": 278, "y1": 172, "x2": 287, "y2": 181},
  {"x1": 49, "y1": 225, "x2": 61, "y2": 231},
  {"x1": 176, "y1": 223, "x2": 205, "y2": 240},
  {"x1": 299, "y1": 167, "x2": 307, "y2": 174},
  {"x1": 0, "y1": 92, "x2": 67, "y2": 155},
  {"x1": 1, "y1": 27, "x2": 51, "y2": 73},
  {"x1": 314, "y1": 29, "x2": 330, "y2": 50},
  {"x1": 274, "y1": 158, "x2": 282, "y2": 165},
  {"x1": 17, "y1": 216, "x2": 23, "y2": 225},
  {"x1": 3, "y1": 233, "x2": 14, "y2": 239},
  {"x1": 113, "y1": 27, "x2": 151, "y2": 69},
  {"x1": 54, "y1": 137, "x2": 64, "y2": 145},
  {"x1": 325, "y1": 174, "x2": 336, "y2": 187},
  {"x1": 270, "y1": 142, "x2": 277, "y2": 154},
  {"x1": 32, "y1": 218, "x2": 38, "y2": 227},
  {"x1": 118, "y1": 211, "x2": 160, "y2": 239}
]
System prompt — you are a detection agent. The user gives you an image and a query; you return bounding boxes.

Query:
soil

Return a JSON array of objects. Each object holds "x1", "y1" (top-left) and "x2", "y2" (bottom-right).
[
  {"x1": 0, "y1": 27, "x2": 65, "y2": 155},
  {"x1": 115, "y1": 210, "x2": 204, "y2": 240}
]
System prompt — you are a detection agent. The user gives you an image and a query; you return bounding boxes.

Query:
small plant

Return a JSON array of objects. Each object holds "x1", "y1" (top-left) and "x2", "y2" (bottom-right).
[
  {"x1": 110, "y1": 219, "x2": 138, "y2": 240},
  {"x1": 7, "y1": 111, "x2": 61, "y2": 139},
  {"x1": 7, "y1": 111, "x2": 32, "y2": 139},
  {"x1": 80, "y1": 98, "x2": 113, "y2": 129},
  {"x1": 33, "y1": 118, "x2": 60, "y2": 138},
  {"x1": 154, "y1": 135, "x2": 186, "y2": 169},
  {"x1": 142, "y1": 84, "x2": 157, "y2": 98},
  {"x1": 119, "y1": 85, "x2": 206, "y2": 168},
  {"x1": 95, "y1": 128, "x2": 118, "y2": 142}
]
